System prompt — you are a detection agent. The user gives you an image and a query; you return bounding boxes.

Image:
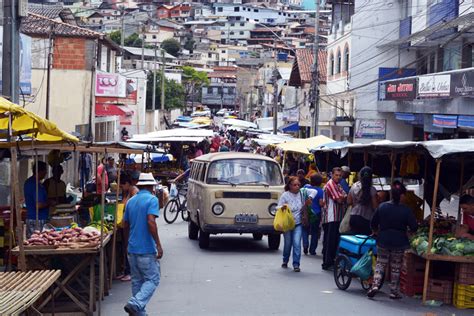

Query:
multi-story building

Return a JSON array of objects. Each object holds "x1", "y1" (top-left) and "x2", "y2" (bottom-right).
[
  {"x1": 201, "y1": 66, "x2": 238, "y2": 110},
  {"x1": 213, "y1": 3, "x2": 300, "y2": 24},
  {"x1": 220, "y1": 17, "x2": 256, "y2": 44},
  {"x1": 352, "y1": 0, "x2": 474, "y2": 142}
]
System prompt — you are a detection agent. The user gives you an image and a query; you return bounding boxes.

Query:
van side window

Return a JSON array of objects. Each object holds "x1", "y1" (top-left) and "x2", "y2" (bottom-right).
[
  {"x1": 190, "y1": 163, "x2": 198, "y2": 180},
  {"x1": 200, "y1": 163, "x2": 207, "y2": 182}
]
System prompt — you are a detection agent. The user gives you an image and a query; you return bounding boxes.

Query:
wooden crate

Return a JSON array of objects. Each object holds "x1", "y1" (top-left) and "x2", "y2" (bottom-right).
[
  {"x1": 427, "y1": 279, "x2": 453, "y2": 305},
  {"x1": 455, "y1": 263, "x2": 474, "y2": 285}
]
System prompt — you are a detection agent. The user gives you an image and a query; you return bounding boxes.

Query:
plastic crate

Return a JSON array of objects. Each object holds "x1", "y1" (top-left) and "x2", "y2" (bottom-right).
[
  {"x1": 400, "y1": 270, "x2": 425, "y2": 297},
  {"x1": 401, "y1": 271, "x2": 424, "y2": 286},
  {"x1": 402, "y1": 252, "x2": 425, "y2": 276},
  {"x1": 427, "y1": 279, "x2": 453, "y2": 305},
  {"x1": 453, "y1": 283, "x2": 474, "y2": 309},
  {"x1": 455, "y1": 263, "x2": 474, "y2": 285}
]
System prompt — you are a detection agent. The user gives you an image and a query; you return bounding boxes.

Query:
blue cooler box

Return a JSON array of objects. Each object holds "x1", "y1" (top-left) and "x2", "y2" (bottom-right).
[{"x1": 339, "y1": 235, "x2": 376, "y2": 264}]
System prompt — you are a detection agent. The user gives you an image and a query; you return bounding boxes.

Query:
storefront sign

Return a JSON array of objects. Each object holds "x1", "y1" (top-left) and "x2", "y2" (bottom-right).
[
  {"x1": 95, "y1": 72, "x2": 127, "y2": 98},
  {"x1": 418, "y1": 74, "x2": 451, "y2": 98},
  {"x1": 451, "y1": 71, "x2": 474, "y2": 97},
  {"x1": 355, "y1": 119, "x2": 386, "y2": 139},
  {"x1": 382, "y1": 78, "x2": 416, "y2": 101}
]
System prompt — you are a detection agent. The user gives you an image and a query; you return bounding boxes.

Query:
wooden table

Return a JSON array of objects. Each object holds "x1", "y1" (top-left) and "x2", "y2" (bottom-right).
[
  {"x1": 12, "y1": 234, "x2": 111, "y2": 315},
  {"x1": 0, "y1": 269, "x2": 61, "y2": 315}
]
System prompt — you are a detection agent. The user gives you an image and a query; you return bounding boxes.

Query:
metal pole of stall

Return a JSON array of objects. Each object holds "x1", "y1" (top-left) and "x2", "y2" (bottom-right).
[
  {"x1": 34, "y1": 150, "x2": 39, "y2": 230},
  {"x1": 110, "y1": 162, "x2": 121, "y2": 289},
  {"x1": 456, "y1": 157, "x2": 465, "y2": 227},
  {"x1": 99, "y1": 151, "x2": 106, "y2": 314}
]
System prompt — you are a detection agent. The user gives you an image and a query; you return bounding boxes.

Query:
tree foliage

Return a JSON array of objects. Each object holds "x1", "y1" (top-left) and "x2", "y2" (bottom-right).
[
  {"x1": 107, "y1": 31, "x2": 143, "y2": 47},
  {"x1": 161, "y1": 38, "x2": 181, "y2": 57},
  {"x1": 146, "y1": 73, "x2": 185, "y2": 110},
  {"x1": 183, "y1": 35, "x2": 195, "y2": 53},
  {"x1": 182, "y1": 66, "x2": 209, "y2": 103}
]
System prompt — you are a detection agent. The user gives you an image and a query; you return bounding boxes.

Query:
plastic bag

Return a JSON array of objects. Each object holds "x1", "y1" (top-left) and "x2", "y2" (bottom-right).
[
  {"x1": 170, "y1": 183, "x2": 178, "y2": 198},
  {"x1": 350, "y1": 250, "x2": 373, "y2": 280},
  {"x1": 273, "y1": 205, "x2": 295, "y2": 233},
  {"x1": 339, "y1": 206, "x2": 352, "y2": 234}
]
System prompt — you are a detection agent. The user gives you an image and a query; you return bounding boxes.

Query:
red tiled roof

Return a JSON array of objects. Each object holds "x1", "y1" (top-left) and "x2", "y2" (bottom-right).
[
  {"x1": 208, "y1": 72, "x2": 237, "y2": 79},
  {"x1": 21, "y1": 13, "x2": 103, "y2": 38},
  {"x1": 212, "y1": 66, "x2": 237, "y2": 72},
  {"x1": 289, "y1": 49, "x2": 327, "y2": 86}
]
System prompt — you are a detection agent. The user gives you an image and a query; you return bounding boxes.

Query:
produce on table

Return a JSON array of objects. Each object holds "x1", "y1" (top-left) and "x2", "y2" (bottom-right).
[
  {"x1": 87, "y1": 221, "x2": 114, "y2": 233},
  {"x1": 410, "y1": 229, "x2": 474, "y2": 256},
  {"x1": 24, "y1": 227, "x2": 100, "y2": 247}
]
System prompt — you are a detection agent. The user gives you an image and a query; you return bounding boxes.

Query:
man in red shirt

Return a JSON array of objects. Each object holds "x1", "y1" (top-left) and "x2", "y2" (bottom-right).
[{"x1": 457, "y1": 195, "x2": 474, "y2": 240}]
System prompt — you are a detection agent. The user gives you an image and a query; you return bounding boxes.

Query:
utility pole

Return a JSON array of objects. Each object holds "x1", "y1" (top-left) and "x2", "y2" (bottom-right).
[
  {"x1": 2, "y1": 0, "x2": 20, "y2": 104},
  {"x1": 272, "y1": 38, "x2": 278, "y2": 135},
  {"x1": 120, "y1": 9, "x2": 125, "y2": 47},
  {"x1": 161, "y1": 48, "x2": 165, "y2": 111},
  {"x1": 45, "y1": 25, "x2": 54, "y2": 119},
  {"x1": 310, "y1": 0, "x2": 321, "y2": 137},
  {"x1": 141, "y1": 23, "x2": 146, "y2": 69},
  {"x1": 152, "y1": 45, "x2": 157, "y2": 110}
]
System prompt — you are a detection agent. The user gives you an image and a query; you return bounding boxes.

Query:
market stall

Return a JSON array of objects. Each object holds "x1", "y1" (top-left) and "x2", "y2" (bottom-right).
[{"x1": 322, "y1": 138, "x2": 474, "y2": 308}]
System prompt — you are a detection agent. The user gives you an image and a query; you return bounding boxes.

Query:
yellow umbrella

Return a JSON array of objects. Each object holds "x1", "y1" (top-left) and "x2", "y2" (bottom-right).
[
  {"x1": 0, "y1": 97, "x2": 79, "y2": 143},
  {"x1": 276, "y1": 135, "x2": 335, "y2": 155},
  {"x1": 191, "y1": 117, "x2": 212, "y2": 125}
]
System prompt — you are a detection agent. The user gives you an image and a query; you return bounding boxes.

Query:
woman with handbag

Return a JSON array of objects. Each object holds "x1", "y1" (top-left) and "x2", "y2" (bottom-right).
[
  {"x1": 347, "y1": 166, "x2": 379, "y2": 235},
  {"x1": 277, "y1": 176, "x2": 318, "y2": 272}
]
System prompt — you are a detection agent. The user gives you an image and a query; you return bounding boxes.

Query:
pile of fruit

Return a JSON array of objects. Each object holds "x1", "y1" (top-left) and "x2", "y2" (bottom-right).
[
  {"x1": 87, "y1": 221, "x2": 114, "y2": 234},
  {"x1": 24, "y1": 227, "x2": 100, "y2": 247}
]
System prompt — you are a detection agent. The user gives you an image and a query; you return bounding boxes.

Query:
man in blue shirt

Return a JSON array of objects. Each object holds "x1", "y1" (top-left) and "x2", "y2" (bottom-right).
[
  {"x1": 123, "y1": 173, "x2": 163, "y2": 316},
  {"x1": 340, "y1": 166, "x2": 351, "y2": 194},
  {"x1": 302, "y1": 174, "x2": 324, "y2": 255},
  {"x1": 24, "y1": 161, "x2": 50, "y2": 237}
]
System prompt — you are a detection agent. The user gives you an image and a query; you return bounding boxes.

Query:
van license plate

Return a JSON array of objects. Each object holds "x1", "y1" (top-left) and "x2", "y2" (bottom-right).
[{"x1": 235, "y1": 214, "x2": 258, "y2": 224}]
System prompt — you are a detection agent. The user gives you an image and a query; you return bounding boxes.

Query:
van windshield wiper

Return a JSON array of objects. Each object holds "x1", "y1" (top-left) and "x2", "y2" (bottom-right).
[
  {"x1": 216, "y1": 179, "x2": 237, "y2": 186},
  {"x1": 238, "y1": 181, "x2": 270, "y2": 187}
]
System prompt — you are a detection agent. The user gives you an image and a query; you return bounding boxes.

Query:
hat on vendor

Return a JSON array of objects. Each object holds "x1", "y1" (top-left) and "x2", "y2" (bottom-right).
[{"x1": 136, "y1": 173, "x2": 157, "y2": 186}]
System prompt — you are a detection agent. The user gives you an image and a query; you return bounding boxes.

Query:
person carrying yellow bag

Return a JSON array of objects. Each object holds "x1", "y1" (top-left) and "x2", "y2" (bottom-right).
[
  {"x1": 276, "y1": 176, "x2": 318, "y2": 272},
  {"x1": 273, "y1": 205, "x2": 295, "y2": 233}
]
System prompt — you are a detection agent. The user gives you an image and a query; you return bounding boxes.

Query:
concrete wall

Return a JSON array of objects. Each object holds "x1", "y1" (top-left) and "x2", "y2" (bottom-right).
[
  {"x1": 350, "y1": 0, "x2": 414, "y2": 142},
  {"x1": 213, "y1": 4, "x2": 296, "y2": 24}
]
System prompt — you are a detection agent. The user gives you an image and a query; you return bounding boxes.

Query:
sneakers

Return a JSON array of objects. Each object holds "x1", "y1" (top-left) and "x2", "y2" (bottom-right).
[
  {"x1": 303, "y1": 247, "x2": 308, "y2": 255},
  {"x1": 281, "y1": 263, "x2": 288, "y2": 268},
  {"x1": 124, "y1": 303, "x2": 139, "y2": 315},
  {"x1": 367, "y1": 286, "x2": 379, "y2": 298},
  {"x1": 389, "y1": 293, "x2": 403, "y2": 300},
  {"x1": 121, "y1": 275, "x2": 131, "y2": 282},
  {"x1": 294, "y1": 267, "x2": 301, "y2": 272}
]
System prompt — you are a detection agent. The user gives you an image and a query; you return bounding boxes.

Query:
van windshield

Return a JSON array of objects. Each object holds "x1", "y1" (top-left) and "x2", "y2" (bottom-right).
[{"x1": 206, "y1": 159, "x2": 283, "y2": 186}]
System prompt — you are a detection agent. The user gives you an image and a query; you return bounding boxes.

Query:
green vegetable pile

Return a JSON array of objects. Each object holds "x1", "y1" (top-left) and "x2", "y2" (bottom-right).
[{"x1": 410, "y1": 230, "x2": 474, "y2": 257}]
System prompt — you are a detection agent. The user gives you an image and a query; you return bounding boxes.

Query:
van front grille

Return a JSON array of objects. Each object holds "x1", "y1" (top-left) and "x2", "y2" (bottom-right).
[{"x1": 222, "y1": 192, "x2": 271, "y2": 199}]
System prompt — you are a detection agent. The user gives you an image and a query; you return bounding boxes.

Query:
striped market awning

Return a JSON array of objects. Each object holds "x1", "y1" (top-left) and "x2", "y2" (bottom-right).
[{"x1": 433, "y1": 115, "x2": 458, "y2": 129}]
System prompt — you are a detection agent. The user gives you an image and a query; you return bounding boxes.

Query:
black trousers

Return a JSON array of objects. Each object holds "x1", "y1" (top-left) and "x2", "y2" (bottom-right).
[{"x1": 322, "y1": 221, "x2": 341, "y2": 268}]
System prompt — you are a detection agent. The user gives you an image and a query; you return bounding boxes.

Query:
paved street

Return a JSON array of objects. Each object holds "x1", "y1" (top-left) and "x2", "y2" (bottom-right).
[{"x1": 103, "y1": 217, "x2": 470, "y2": 316}]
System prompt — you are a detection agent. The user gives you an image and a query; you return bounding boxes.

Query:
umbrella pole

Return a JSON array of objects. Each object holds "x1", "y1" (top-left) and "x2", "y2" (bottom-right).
[
  {"x1": 422, "y1": 158, "x2": 441, "y2": 303},
  {"x1": 99, "y1": 151, "x2": 106, "y2": 314},
  {"x1": 34, "y1": 151, "x2": 39, "y2": 230},
  {"x1": 423, "y1": 155, "x2": 428, "y2": 215}
]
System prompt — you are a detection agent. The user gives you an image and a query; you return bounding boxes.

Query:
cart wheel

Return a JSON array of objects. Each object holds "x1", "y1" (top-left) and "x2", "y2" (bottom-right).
[
  {"x1": 164, "y1": 199, "x2": 179, "y2": 224},
  {"x1": 334, "y1": 255, "x2": 352, "y2": 290}
]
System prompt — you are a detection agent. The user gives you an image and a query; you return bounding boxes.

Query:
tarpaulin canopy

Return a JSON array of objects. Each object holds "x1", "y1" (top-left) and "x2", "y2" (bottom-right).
[
  {"x1": 222, "y1": 118, "x2": 258, "y2": 129},
  {"x1": 0, "y1": 97, "x2": 79, "y2": 143},
  {"x1": 276, "y1": 135, "x2": 335, "y2": 154},
  {"x1": 130, "y1": 128, "x2": 213, "y2": 141},
  {"x1": 126, "y1": 152, "x2": 173, "y2": 164}
]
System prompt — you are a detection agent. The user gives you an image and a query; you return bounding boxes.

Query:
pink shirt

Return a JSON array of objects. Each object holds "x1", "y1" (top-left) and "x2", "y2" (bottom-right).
[{"x1": 96, "y1": 164, "x2": 109, "y2": 194}]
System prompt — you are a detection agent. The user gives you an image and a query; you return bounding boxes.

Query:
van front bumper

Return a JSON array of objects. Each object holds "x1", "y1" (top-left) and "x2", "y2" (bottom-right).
[{"x1": 201, "y1": 224, "x2": 277, "y2": 234}]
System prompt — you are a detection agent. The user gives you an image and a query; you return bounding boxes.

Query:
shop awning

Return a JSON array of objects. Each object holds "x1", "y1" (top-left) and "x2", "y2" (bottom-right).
[
  {"x1": 279, "y1": 122, "x2": 299, "y2": 133},
  {"x1": 0, "y1": 97, "x2": 79, "y2": 143},
  {"x1": 433, "y1": 115, "x2": 458, "y2": 129},
  {"x1": 458, "y1": 115, "x2": 474, "y2": 129},
  {"x1": 395, "y1": 112, "x2": 416, "y2": 121},
  {"x1": 95, "y1": 104, "x2": 134, "y2": 117}
]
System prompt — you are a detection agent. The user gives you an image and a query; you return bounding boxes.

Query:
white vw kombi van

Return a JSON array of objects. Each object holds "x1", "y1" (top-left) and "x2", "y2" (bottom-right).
[{"x1": 187, "y1": 152, "x2": 283, "y2": 249}]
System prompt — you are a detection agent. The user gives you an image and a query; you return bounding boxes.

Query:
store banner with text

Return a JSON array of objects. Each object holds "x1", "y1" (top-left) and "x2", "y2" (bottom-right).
[
  {"x1": 380, "y1": 78, "x2": 417, "y2": 101},
  {"x1": 355, "y1": 119, "x2": 386, "y2": 139},
  {"x1": 418, "y1": 74, "x2": 451, "y2": 98},
  {"x1": 451, "y1": 70, "x2": 474, "y2": 97},
  {"x1": 95, "y1": 72, "x2": 127, "y2": 98}
]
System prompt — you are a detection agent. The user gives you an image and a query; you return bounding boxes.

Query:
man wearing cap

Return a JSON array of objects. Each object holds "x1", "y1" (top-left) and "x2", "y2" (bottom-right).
[{"x1": 123, "y1": 173, "x2": 163, "y2": 316}]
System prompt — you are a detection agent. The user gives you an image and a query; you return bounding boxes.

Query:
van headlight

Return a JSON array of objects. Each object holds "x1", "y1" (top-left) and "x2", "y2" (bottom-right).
[
  {"x1": 268, "y1": 203, "x2": 277, "y2": 216},
  {"x1": 212, "y1": 202, "x2": 225, "y2": 216}
]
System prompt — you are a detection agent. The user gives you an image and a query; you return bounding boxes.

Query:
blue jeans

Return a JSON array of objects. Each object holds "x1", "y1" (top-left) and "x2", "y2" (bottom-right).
[
  {"x1": 127, "y1": 253, "x2": 160, "y2": 315},
  {"x1": 283, "y1": 224, "x2": 303, "y2": 268},
  {"x1": 302, "y1": 215, "x2": 321, "y2": 255}
]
